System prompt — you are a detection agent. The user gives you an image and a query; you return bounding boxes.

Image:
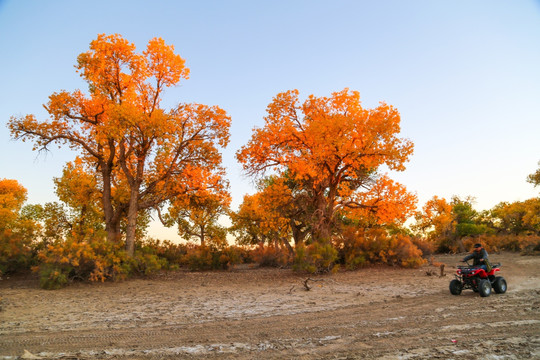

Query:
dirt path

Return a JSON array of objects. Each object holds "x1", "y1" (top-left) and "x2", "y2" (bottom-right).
[{"x1": 1, "y1": 253, "x2": 539, "y2": 359}]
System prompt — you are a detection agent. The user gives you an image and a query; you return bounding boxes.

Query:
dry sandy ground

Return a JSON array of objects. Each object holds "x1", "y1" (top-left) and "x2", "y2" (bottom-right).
[{"x1": 0, "y1": 252, "x2": 539, "y2": 359}]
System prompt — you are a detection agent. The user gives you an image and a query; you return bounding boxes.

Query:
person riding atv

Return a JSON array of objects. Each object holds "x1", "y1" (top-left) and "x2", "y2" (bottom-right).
[
  {"x1": 450, "y1": 242, "x2": 507, "y2": 297},
  {"x1": 462, "y1": 243, "x2": 491, "y2": 272}
]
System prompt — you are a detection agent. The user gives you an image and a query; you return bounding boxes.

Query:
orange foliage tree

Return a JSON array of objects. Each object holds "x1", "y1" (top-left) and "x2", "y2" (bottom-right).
[
  {"x1": 528, "y1": 161, "x2": 540, "y2": 189},
  {"x1": 491, "y1": 199, "x2": 540, "y2": 235},
  {"x1": 230, "y1": 175, "x2": 296, "y2": 255},
  {"x1": 166, "y1": 189, "x2": 231, "y2": 246},
  {"x1": 0, "y1": 179, "x2": 39, "y2": 274},
  {"x1": 9, "y1": 34, "x2": 231, "y2": 256},
  {"x1": 0, "y1": 179, "x2": 28, "y2": 227},
  {"x1": 413, "y1": 196, "x2": 454, "y2": 239},
  {"x1": 53, "y1": 158, "x2": 105, "y2": 239},
  {"x1": 413, "y1": 196, "x2": 458, "y2": 252},
  {"x1": 236, "y1": 89, "x2": 416, "y2": 245},
  {"x1": 413, "y1": 196, "x2": 491, "y2": 252}
]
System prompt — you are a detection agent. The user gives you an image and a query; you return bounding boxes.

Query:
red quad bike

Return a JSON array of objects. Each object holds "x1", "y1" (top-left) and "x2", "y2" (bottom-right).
[{"x1": 449, "y1": 260, "x2": 507, "y2": 297}]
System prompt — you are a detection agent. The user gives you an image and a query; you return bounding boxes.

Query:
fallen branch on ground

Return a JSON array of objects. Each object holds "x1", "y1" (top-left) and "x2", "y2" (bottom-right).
[{"x1": 303, "y1": 277, "x2": 325, "y2": 291}]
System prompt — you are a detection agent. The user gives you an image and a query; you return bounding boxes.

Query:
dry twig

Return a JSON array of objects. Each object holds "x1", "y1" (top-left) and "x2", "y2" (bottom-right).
[{"x1": 303, "y1": 277, "x2": 325, "y2": 291}]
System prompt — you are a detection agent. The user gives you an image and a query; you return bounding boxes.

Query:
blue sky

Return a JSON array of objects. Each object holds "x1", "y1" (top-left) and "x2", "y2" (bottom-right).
[{"x1": 1, "y1": 0, "x2": 539, "y2": 241}]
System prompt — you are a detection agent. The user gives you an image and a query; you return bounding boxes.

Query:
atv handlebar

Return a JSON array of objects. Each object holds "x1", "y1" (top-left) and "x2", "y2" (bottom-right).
[{"x1": 458, "y1": 260, "x2": 501, "y2": 268}]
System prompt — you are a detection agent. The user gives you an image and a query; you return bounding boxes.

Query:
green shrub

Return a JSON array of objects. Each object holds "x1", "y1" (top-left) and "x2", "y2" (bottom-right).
[
  {"x1": 137, "y1": 238, "x2": 188, "y2": 267},
  {"x1": 39, "y1": 265, "x2": 69, "y2": 290},
  {"x1": 293, "y1": 242, "x2": 338, "y2": 274},
  {"x1": 184, "y1": 244, "x2": 243, "y2": 271}
]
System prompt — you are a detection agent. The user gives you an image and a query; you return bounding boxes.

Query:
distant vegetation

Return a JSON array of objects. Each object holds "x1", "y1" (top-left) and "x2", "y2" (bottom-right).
[{"x1": 2, "y1": 34, "x2": 539, "y2": 289}]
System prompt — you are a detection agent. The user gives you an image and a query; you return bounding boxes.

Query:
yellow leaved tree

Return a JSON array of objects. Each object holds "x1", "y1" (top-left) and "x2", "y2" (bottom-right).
[
  {"x1": 9, "y1": 34, "x2": 231, "y2": 256},
  {"x1": 237, "y1": 89, "x2": 416, "y2": 245}
]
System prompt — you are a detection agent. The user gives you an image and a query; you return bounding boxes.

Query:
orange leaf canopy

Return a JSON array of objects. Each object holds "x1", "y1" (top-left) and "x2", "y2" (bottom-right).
[{"x1": 237, "y1": 89, "x2": 416, "y2": 226}]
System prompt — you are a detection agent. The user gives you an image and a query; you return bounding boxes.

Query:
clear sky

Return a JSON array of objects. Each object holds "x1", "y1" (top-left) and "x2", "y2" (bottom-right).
[{"x1": 1, "y1": 0, "x2": 539, "y2": 242}]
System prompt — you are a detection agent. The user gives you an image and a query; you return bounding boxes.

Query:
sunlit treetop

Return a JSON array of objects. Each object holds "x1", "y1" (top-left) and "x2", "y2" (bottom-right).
[{"x1": 237, "y1": 88, "x2": 413, "y2": 185}]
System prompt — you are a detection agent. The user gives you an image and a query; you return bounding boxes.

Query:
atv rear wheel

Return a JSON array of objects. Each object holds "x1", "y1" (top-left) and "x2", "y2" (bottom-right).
[
  {"x1": 479, "y1": 279, "x2": 492, "y2": 297},
  {"x1": 493, "y1": 276, "x2": 507, "y2": 294},
  {"x1": 449, "y1": 279, "x2": 462, "y2": 295}
]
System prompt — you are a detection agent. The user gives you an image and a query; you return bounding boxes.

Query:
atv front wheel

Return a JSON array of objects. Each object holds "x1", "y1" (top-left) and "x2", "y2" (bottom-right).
[
  {"x1": 493, "y1": 277, "x2": 507, "y2": 294},
  {"x1": 449, "y1": 279, "x2": 462, "y2": 295},
  {"x1": 479, "y1": 279, "x2": 492, "y2": 297}
]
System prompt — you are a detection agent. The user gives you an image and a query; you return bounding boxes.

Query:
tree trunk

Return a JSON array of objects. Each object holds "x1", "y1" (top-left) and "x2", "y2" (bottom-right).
[
  {"x1": 118, "y1": 139, "x2": 146, "y2": 257},
  {"x1": 101, "y1": 160, "x2": 123, "y2": 243},
  {"x1": 291, "y1": 220, "x2": 307, "y2": 247},
  {"x1": 105, "y1": 218, "x2": 121, "y2": 243},
  {"x1": 311, "y1": 187, "x2": 335, "y2": 244},
  {"x1": 200, "y1": 225, "x2": 205, "y2": 246},
  {"x1": 313, "y1": 204, "x2": 332, "y2": 243},
  {"x1": 125, "y1": 186, "x2": 139, "y2": 257},
  {"x1": 282, "y1": 238, "x2": 295, "y2": 258},
  {"x1": 456, "y1": 237, "x2": 466, "y2": 253}
]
